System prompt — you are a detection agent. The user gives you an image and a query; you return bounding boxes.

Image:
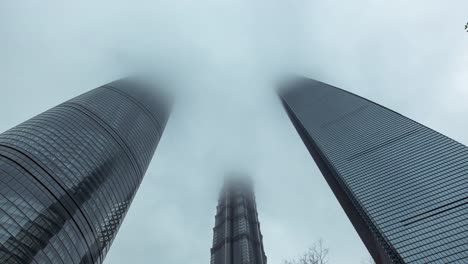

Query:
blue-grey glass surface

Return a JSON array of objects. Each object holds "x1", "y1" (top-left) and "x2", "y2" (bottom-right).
[
  {"x1": 0, "y1": 79, "x2": 169, "y2": 264},
  {"x1": 280, "y1": 78, "x2": 468, "y2": 264}
]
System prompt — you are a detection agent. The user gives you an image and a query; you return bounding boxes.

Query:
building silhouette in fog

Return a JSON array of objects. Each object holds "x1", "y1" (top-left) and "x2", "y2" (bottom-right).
[
  {"x1": 280, "y1": 77, "x2": 468, "y2": 263},
  {"x1": 0, "y1": 79, "x2": 170, "y2": 264},
  {"x1": 211, "y1": 177, "x2": 267, "y2": 264}
]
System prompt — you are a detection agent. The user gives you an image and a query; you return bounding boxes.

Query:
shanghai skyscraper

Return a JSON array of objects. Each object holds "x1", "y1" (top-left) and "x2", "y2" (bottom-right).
[
  {"x1": 1, "y1": 74, "x2": 466, "y2": 264},
  {"x1": 280, "y1": 77, "x2": 468, "y2": 263},
  {"x1": 211, "y1": 178, "x2": 267, "y2": 264},
  {"x1": 0, "y1": 79, "x2": 170, "y2": 264}
]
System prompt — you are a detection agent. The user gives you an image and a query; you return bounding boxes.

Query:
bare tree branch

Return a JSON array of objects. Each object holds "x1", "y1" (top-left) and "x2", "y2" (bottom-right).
[{"x1": 283, "y1": 239, "x2": 329, "y2": 264}]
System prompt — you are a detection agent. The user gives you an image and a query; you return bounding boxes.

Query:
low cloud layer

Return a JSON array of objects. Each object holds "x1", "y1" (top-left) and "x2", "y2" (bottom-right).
[{"x1": 1, "y1": 1, "x2": 467, "y2": 263}]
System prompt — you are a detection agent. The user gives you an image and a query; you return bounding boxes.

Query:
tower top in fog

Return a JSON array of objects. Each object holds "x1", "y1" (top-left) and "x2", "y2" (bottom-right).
[
  {"x1": 280, "y1": 76, "x2": 468, "y2": 263},
  {"x1": 211, "y1": 177, "x2": 267, "y2": 264}
]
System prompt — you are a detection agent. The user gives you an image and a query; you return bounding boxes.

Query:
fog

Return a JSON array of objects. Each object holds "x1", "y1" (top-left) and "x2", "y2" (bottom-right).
[{"x1": 1, "y1": 1, "x2": 467, "y2": 263}]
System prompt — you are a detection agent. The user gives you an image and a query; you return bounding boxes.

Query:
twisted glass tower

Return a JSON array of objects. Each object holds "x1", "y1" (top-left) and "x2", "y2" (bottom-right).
[
  {"x1": 280, "y1": 77, "x2": 468, "y2": 263},
  {"x1": 0, "y1": 79, "x2": 170, "y2": 264},
  {"x1": 210, "y1": 178, "x2": 267, "y2": 264}
]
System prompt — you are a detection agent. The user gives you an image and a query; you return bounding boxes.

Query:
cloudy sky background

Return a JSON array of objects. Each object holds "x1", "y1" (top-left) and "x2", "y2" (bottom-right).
[{"x1": 1, "y1": 1, "x2": 467, "y2": 263}]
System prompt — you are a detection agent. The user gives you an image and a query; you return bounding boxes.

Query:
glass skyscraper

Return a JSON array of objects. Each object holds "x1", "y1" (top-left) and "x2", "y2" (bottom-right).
[
  {"x1": 211, "y1": 177, "x2": 267, "y2": 264},
  {"x1": 0, "y1": 79, "x2": 170, "y2": 264},
  {"x1": 280, "y1": 77, "x2": 468, "y2": 263}
]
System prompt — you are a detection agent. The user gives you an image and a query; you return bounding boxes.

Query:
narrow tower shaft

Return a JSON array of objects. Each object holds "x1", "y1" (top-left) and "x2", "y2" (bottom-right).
[{"x1": 211, "y1": 178, "x2": 267, "y2": 264}]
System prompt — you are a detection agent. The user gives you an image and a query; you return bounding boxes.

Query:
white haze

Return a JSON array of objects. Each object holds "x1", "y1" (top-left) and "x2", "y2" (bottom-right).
[{"x1": 0, "y1": 1, "x2": 467, "y2": 263}]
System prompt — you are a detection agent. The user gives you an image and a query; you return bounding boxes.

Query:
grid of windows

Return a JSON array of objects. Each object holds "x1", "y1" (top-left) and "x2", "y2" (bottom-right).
[
  {"x1": 0, "y1": 79, "x2": 169, "y2": 264},
  {"x1": 280, "y1": 77, "x2": 468, "y2": 263},
  {"x1": 210, "y1": 179, "x2": 267, "y2": 264}
]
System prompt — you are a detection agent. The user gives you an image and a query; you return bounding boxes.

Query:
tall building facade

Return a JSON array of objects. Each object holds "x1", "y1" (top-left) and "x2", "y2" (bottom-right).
[
  {"x1": 211, "y1": 178, "x2": 267, "y2": 264},
  {"x1": 280, "y1": 77, "x2": 468, "y2": 263},
  {"x1": 0, "y1": 79, "x2": 170, "y2": 264}
]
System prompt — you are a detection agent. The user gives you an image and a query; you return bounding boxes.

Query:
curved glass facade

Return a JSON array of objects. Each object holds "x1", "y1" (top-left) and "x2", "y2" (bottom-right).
[
  {"x1": 0, "y1": 79, "x2": 170, "y2": 264},
  {"x1": 280, "y1": 77, "x2": 468, "y2": 264}
]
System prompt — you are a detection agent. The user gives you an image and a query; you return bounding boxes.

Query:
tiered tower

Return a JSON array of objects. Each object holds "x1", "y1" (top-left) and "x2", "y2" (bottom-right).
[{"x1": 210, "y1": 178, "x2": 267, "y2": 264}]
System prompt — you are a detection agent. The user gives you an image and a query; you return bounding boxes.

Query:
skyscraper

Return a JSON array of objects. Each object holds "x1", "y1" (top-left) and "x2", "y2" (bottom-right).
[
  {"x1": 210, "y1": 177, "x2": 267, "y2": 264},
  {"x1": 280, "y1": 77, "x2": 468, "y2": 263},
  {"x1": 0, "y1": 79, "x2": 170, "y2": 264}
]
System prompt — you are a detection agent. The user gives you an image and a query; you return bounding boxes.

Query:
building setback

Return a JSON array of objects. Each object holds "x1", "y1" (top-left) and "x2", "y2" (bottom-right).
[
  {"x1": 0, "y1": 79, "x2": 170, "y2": 264},
  {"x1": 211, "y1": 178, "x2": 267, "y2": 264},
  {"x1": 280, "y1": 77, "x2": 468, "y2": 263}
]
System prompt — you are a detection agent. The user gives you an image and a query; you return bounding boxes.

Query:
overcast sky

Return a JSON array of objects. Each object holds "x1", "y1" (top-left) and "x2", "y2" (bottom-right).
[{"x1": 1, "y1": 1, "x2": 467, "y2": 263}]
